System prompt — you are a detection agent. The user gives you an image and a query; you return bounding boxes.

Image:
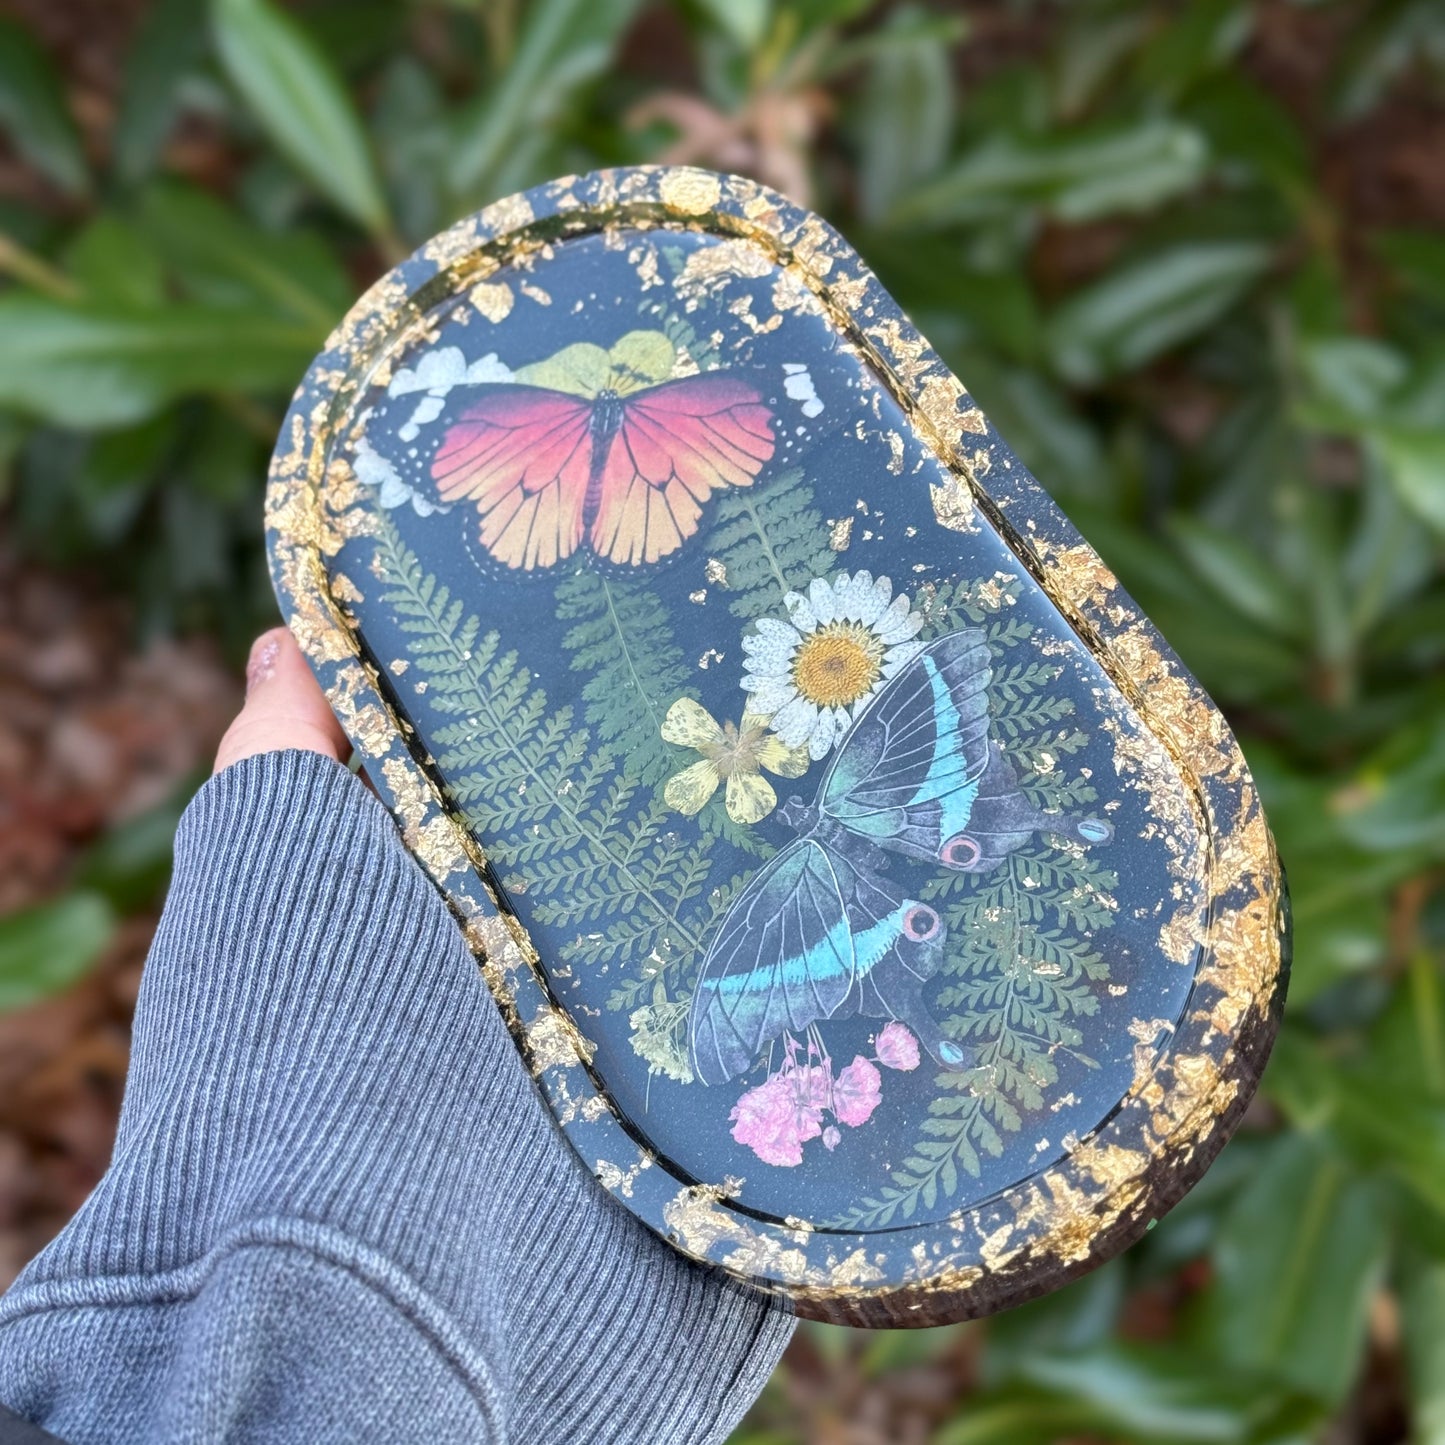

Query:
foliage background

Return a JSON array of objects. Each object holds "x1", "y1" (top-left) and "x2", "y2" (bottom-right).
[{"x1": 0, "y1": 0, "x2": 1442, "y2": 1440}]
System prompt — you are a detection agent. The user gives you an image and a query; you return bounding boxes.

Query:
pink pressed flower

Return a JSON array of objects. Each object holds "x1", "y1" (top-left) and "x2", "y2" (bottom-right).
[
  {"x1": 795, "y1": 1061, "x2": 833, "y2": 1110},
  {"x1": 875, "y1": 1021, "x2": 921, "y2": 1072},
  {"x1": 730, "y1": 1072, "x2": 823, "y2": 1167},
  {"x1": 832, "y1": 1056, "x2": 882, "y2": 1127},
  {"x1": 822, "y1": 1125, "x2": 842, "y2": 1151}
]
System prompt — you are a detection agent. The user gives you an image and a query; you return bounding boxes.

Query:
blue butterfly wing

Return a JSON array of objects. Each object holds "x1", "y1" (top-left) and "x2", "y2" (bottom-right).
[
  {"x1": 689, "y1": 837, "x2": 956, "y2": 1084},
  {"x1": 819, "y1": 630, "x2": 994, "y2": 870},
  {"x1": 689, "y1": 839, "x2": 856, "y2": 1086},
  {"x1": 837, "y1": 861, "x2": 971, "y2": 1067}
]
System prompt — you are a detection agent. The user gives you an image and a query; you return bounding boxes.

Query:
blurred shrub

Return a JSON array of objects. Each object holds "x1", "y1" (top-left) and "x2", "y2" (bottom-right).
[{"x1": 0, "y1": 0, "x2": 1443, "y2": 1440}]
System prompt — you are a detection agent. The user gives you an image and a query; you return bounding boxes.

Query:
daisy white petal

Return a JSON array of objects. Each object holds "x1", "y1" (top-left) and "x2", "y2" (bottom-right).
[
  {"x1": 783, "y1": 591, "x2": 817, "y2": 633},
  {"x1": 876, "y1": 593, "x2": 924, "y2": 644},
  {"x1": 862, "y1": 573, "x2": 894, "y2": 626},
  {"x1": 855, "y1": 573, "x2": 889, "y2": 626},
  {"x1": 831, "y1": 572, "x2": 866, "y2": 622},
  {"x1": 742, "y1": 676, "x2": 796, "y2": 714},
  {"x1": 753, "y1": 616, "x2": 801, "y2": 645},
  {"x1": 880, "y1": 638, "x2": 925, "y2": 673},
  {"x1": 771, "y1": 696, "x2": 817, "y2": 747},
  {"x1": 741, "y1": 633, "x2": 796, "y2": 670},
  {"x1": 807, "y1": 577, "x2": 836, "y2": 625},
  {"x1": 807, "y1": 715, "x2": 837, "y2": 760}
]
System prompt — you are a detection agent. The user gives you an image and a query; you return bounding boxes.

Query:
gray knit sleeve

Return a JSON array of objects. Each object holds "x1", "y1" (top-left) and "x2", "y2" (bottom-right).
[{"x1": 0, "y1": 749, "x2": 794, "y2": 1444}]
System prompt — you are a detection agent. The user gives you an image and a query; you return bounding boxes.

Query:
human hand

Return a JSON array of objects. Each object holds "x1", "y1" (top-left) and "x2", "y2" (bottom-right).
[{"x1": 213, "y1": 627, "x2": 350, "y2": 774}]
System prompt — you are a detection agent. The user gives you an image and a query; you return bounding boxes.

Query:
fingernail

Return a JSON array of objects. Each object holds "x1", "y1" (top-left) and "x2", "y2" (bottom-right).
[{"x1": 246, "y1": 635, "x2": 282, "y2": 696}]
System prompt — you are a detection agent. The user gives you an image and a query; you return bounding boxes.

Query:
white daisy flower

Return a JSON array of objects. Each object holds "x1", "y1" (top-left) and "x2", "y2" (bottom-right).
[{"x1": 740, "y1": 571, "x2": 925, "y2": 760}]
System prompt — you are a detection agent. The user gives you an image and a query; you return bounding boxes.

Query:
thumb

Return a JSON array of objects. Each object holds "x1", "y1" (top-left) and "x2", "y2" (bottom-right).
[{"x1": 214, "y1": 627, "x2": 352, "y2": 774}]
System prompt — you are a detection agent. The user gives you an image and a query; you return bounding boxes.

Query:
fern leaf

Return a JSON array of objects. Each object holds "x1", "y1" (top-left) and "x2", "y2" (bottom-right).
[
  {"x1": 370, "y1": 514, "x2": 723, "y2": 1005},
  {"x1": 707, "y1": 467, "x2": 835, "y2": 620},
  {"x1": 555, "y1": 564, "x2": 692, "y2": 786}
]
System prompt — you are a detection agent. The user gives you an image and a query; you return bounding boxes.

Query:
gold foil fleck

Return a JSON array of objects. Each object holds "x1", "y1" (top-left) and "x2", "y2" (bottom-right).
[
  {"x1": 470, "y1": 281, "x2": 515, "y2": 322},
  {"x1": 658, "y1": 168, "x2": 722, "y2": 215}
]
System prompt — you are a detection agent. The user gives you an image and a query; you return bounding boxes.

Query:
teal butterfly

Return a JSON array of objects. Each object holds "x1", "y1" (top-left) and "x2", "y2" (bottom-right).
[{"x1": 689, "y1": 629, "x2": 1113, "y2": 1086}]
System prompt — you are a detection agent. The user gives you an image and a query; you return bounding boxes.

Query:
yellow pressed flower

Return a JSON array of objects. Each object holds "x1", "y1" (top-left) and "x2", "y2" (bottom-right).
[{"x1": 661, "y1": 698, "x2": 809, "y2": 825}]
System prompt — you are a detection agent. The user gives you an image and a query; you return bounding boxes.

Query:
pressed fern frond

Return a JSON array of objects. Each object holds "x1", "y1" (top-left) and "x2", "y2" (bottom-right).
[
  {"x1": 555, "y1": 562, "x2": 693, "y2": 787},
  {"x1": 707, "y1": 467, "x2": 835, "y2": 621},
  {"x1": 370, "y1": 516, "x2": 723, "y2": 999}
]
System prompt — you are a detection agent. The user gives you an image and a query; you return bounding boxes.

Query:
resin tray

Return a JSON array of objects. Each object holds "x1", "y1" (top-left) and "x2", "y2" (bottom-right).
[{"x1": 265, "y1": 166, "x2": 1288, "y2": 1327}]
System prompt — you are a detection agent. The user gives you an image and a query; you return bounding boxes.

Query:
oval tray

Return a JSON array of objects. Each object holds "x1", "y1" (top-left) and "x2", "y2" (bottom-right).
[{"x1": 265, "y1": 165, "x2": 1288, "y2": 1328}]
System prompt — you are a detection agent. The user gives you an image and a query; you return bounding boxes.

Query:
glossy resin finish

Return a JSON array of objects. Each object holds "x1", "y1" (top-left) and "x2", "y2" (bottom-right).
[{"x1": 265, "y1": 166, "x2": 1288, "y2": 1327}]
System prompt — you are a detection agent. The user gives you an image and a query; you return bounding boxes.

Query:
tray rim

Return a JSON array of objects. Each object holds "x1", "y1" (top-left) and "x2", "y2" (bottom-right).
[{"x1": 264, "y1": 163, "x2": 1288, "y2": 1328}]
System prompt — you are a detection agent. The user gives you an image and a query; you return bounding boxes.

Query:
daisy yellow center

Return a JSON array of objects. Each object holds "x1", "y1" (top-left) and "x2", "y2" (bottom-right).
[{"x1": 791, "y1": 622, "x2": 884, "y2": 708}]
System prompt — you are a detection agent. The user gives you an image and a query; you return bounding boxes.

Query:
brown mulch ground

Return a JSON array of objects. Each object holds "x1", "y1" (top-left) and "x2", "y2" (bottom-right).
[{"x1": 0, "y1": 550, "x2": 239, "y2": 1286}]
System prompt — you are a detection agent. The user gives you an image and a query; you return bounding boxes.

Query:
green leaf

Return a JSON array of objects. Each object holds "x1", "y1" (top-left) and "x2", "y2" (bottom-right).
[
  {"x1": 74, "y1": 784, "x2": 195, "y2": 912},
  {"x1": 694, "y1": 0, "x2": 771, "y2": 49},
  {"x1": 1165, "y1": 514, "x2": 1304, "y2": 638},
  {"x1": 1335, "y1": 724, "x2": 1445, "y2": 858},
  {"x1": 554, "y1": 563, "x2": 693, "y2": 787},
  {"x1": 1403, "y1": 1262, "x2": 1445, "y2": 1445},
  {"x1": 0, "y1": 19, "x2": 88, "y2": 196},
  {"x1": 1203, "y1": 1132, "x2": 1390, "y2": 1405},
  {"x1": 1267, "y1": 1031, "x2": 1445, "y2": 1221},
  {"x1": 1298, "y1": 334, "x2": 1407, "y2": 415},
  {"x1": 1131, "y1": 0, "x2": 1252, "y2": 102},
  {"x1": 707, "y1": 467, "x2": 835, "y2": 622},
  {"x1": 1343, "y1": 458, "x2": 1435, "y2": 638},
  {"x1": 892, "y1": 119, "x2": 1208, "y2": 228},
  {"x1": 74, "y1": 414, "x2": 177, "y2": 501},
  {"x1": 372, "y1": 56, "x2": 449, "y2": 242},
  {"x1": 0, "y1": 892, "x2": 116, "y2": 1012},
  {"x1": 65, "y1": 216, "x2": 167, "y2": 307},
  {"x1": 854, "y1": 6, "x2": 959, "y2": 222},
  {"x1": 371, "y1": 515, "x2": 729, "y2": 1009},
  {"x1": 137, "y1": 182, "x2": 349, "y2": 326},
  {"x1": 1048, "y1": 240, "x2": 1272, "y2": 384},
  {"x1": 984, "y1": 1263, "x2": 1125, "y2": 1375},
  {"x1": 1329, "y1": 0, "x2": 1442, "y2": 120},
  {"x1": 1051, "y1": 8, "x2": 1149, "y2": 119},
  {"x1": 942, "y1": 1342, "x2": 1310, "y2": 1444},
  {"x1": 211, "y1": 0, "x2": 390, "y2": 235},
  {"x1": 0, "y1": 295, "x2": 319, "y2": 428},
  {"x1": 1376, "y1": 425, "x2": 1445, "y2": 535},
  {"x1": 447, "y1": 0, "x2": 643, "y2": 204},
  {"x1": 114, "y1": 0, "x2": 209, "y2": 185},
  {"x1": 1185, "y1": 72, "x2": 1311, "y2": 194},
  {"x1": 1377, "y1": 228, "x2": 1445, "y2": 307}
]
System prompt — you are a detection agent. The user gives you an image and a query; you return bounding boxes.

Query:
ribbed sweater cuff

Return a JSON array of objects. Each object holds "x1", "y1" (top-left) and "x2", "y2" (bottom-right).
[{"x1": 5, "y1": 749, "x2": 793, "y2": 1442}]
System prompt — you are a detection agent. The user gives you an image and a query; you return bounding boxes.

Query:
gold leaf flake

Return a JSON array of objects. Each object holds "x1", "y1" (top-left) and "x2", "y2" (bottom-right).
[
  {"x1": 659, "y1": 168, "x2": 722, "y2": 215},
  {"x1": 929, "y1": 473, "x2": 976, "y2": 533},
  {"x1": 525, "y1": 1005, "x2": 595, "y2": 1073},
  {"x1": 469, "y1": 281, "x2": 514, "y2": 322}
]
